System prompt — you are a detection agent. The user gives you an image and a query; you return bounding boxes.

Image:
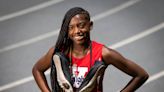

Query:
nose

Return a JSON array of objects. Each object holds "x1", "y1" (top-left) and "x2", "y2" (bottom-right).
[{"x1": 74, "y1": 26, "x2": 81, "y2": 34}]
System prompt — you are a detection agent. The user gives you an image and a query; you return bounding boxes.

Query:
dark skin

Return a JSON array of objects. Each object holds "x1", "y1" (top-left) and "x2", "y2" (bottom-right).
[{"x1": 32, "y1": 14, "x2": 149, "y2": 92}]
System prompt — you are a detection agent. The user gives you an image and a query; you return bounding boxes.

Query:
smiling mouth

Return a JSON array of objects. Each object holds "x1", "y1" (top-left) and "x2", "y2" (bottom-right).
[{"x1": 74, "y1": 35, "x2": 85, "y2": 40}]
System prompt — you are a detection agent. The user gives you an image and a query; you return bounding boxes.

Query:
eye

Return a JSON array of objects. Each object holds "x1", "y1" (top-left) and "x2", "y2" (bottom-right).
[
  {"x1": 68, "y1": 25, "x2": 73, "y2": 31},
  {"x1": 78, "y1": 22, "x2": 85, "y2": 29}
]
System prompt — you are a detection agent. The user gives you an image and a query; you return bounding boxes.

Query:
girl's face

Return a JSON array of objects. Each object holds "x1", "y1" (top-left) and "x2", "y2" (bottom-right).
[{"x1": 68, "y1": 14, "x2": 92, "y2": 45}]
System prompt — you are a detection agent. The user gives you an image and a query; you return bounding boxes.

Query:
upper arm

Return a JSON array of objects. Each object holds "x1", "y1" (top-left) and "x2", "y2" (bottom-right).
[
  {"x1": 102, "y1": 46, "x2": 148, "y2": 77},
  {"x1": 33, "y1": 47, "x2": 55, "y2": 72}
]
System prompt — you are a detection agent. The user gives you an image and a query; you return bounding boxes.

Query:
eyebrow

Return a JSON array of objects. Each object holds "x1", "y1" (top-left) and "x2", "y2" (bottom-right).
[{"x1": 69, "y1": 20, "x2": 88, "y2": 26}]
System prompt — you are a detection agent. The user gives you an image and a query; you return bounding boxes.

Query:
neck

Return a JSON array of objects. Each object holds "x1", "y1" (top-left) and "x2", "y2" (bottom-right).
[{"x1": 71, "y1": 41, "x2": 91, "y2": 58}]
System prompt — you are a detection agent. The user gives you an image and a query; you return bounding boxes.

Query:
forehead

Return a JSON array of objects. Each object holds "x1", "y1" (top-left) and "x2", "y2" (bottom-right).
[{"x1": 69, "y1": 14, "x2": 88, "y2": 25}]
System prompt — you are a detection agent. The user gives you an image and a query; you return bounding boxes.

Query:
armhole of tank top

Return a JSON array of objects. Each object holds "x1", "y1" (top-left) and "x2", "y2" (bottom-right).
[{"x1": 99, "y1": 44, "x2": 104, "y2": 61}]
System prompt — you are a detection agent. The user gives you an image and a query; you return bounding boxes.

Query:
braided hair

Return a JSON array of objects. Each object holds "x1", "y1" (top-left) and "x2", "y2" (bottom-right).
[{"x1": 54, "y1": 7, "x2": 91, "y2": 54}]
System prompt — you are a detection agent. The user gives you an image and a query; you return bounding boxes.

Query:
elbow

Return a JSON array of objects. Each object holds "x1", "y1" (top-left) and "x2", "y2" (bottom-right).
[
  {"x1": 143, "y1": 72, "x2": 149, "y2": 81},
  {"x1": 32, "y1": 65, "x2": 38, "y2": 76},
  {"x1": 139, "y1": 71, "x2": 149, "y2": 82},
  {"x1": 32, "y1": 63, "x2": 46, "y2": 77},
  {"x1": 32, "y1": 64, "x2": 41, "y2": 76}
]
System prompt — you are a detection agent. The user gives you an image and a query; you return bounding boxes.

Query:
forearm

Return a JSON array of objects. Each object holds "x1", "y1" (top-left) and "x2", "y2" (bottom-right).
[
  {"x1": 32, "y1": 68, "x2": 51, "y2": 92},
  {"x1": 121, "y1": 75, "x2": 149, "y2": 92}
]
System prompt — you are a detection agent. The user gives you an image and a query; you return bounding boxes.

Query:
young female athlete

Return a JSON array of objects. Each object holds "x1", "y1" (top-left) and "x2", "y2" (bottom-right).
[{"x1": 32, "y1": 7, "x2": 149, "y2": 92}]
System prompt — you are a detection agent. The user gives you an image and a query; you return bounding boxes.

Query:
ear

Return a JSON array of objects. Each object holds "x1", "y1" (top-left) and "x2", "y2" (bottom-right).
[{"x1": 89, "y1": 21, "x2": 93, "y2": 30}]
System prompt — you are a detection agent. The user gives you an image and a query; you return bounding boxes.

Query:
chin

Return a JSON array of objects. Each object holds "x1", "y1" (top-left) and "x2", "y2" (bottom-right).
[
  {"x1": 77, "y1": 41, "x2": 85, "y2": 45},
  {"x1": 75, "y1": 40, "x2": 85, "y2": 45}
]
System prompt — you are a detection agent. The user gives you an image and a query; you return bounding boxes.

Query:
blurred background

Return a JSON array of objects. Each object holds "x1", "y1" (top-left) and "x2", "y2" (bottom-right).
[{"x1": 0, "y1": 0, "x2": 164, "y2": 91}]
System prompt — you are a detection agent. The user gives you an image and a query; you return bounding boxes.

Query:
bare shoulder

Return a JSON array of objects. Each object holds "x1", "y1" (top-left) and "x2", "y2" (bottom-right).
[
  {"x1": 46, "y1": 46, "x2": 55, "y2": 57},
  {"x1": 44, "y1": 46, "x2": 56, "y2": 63},
  {"x1": 102, "y1": 45, "x2": 117, "y2": 59},
  {"x1": 102, "y1": 45, "x2": 126, "y2": 65},
  {"x1": 102, "y1": 45, "x2": 111, "y2": 57},
  {"x1": 102, "y1": 45, "x2": 113, "y2": 64},
  {"x1": 43, "y1": 46, "x2": 55, "y2": 61},
  {"x1": 33, "y1": 46, "x2": 55, "y2": 71}
]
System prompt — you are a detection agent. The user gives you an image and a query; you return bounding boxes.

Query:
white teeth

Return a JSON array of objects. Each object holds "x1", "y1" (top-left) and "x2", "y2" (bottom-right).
[{"x1": 75, "y1": 35, "x2": 84, "y2": 39}]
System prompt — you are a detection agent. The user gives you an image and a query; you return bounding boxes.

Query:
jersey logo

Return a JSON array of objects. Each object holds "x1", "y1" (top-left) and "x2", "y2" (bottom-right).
[{"x1": 72, "y1": 66, "x2": 88, "y2": 88}]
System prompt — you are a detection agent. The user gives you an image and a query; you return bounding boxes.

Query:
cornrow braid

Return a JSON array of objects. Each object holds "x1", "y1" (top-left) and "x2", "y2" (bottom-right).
[{"x1": 54, "y1": 7, "x2": 90, "y2": 54}]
